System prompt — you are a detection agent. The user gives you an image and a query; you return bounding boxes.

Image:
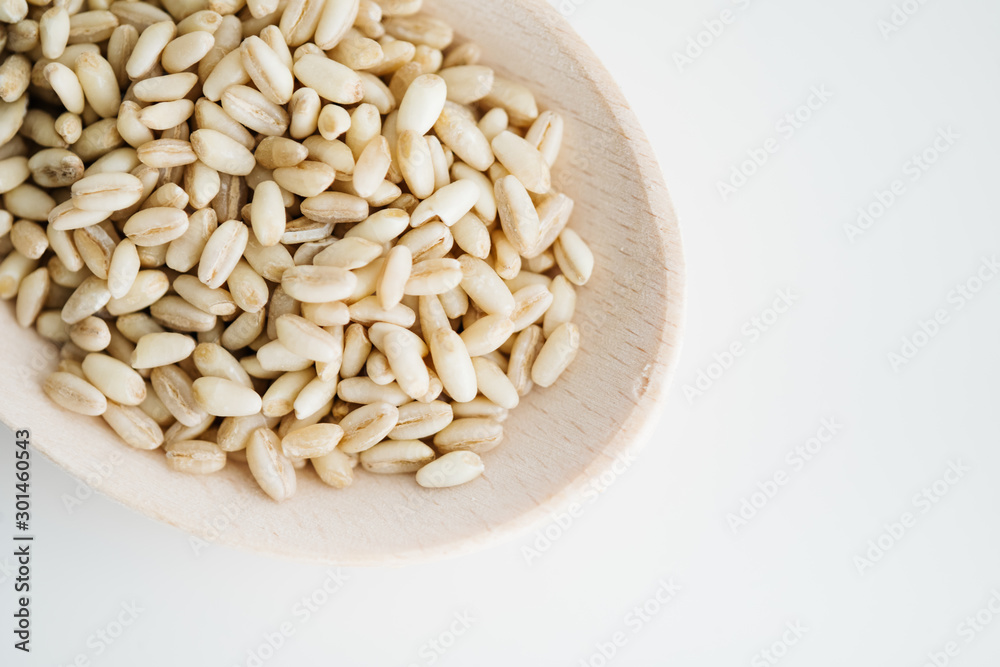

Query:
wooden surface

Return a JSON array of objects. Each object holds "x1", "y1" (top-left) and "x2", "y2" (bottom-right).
[{"x1": 0, "y1": 0, "x2": 686, "y2": 565}]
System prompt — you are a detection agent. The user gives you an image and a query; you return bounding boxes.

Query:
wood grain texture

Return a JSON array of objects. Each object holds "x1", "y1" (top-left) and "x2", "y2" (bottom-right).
[{"x1": 0, "y1": 0, "x2": 685, "y2": 565}]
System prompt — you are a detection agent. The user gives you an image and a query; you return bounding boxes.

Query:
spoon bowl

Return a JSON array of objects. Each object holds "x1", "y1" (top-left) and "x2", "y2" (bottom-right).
[{"x1": 0, "y1": 0, "x2": 684, "y2": 564}]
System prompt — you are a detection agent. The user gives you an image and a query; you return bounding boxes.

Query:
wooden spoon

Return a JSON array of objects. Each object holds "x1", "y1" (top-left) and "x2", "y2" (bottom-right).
[{"x1": 0, "y1": 0, "x2": 684, "y2": 564}]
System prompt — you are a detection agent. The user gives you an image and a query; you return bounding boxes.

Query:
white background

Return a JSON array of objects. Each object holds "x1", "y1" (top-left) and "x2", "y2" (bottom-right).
[{"x1": 4, "y1": 0, "x2": 1000, "y2": 665}]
